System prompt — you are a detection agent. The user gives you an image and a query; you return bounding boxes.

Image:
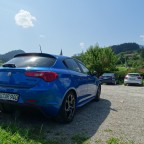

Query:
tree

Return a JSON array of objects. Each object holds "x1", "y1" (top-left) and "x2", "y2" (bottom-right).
[
  {"x1": 75, "y1": 45, "x2": 118, "y2": 75},
  {"x1": 140, "y1": 49, "x2": 144, "y2": 60}
]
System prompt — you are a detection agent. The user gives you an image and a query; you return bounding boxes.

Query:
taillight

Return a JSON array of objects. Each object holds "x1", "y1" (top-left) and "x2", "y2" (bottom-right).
[
  {"x1": 25, "y1": 71, "x2": 58, "y2": 82},
  {"x1": 137, "y1": 76, "x2": 142, "y2": 79}
]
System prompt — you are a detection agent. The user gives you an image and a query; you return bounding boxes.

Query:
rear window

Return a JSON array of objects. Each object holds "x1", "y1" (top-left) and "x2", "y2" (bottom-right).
[
  {"x1": 128, "y1": 74, "x2": 140, "y2": 77},
  {"x1": 4, "y1": 56, "x2": 56, "y2": 67},
  {"x1": 103, "y1": 73, "x2": 114, "y2": 76}
]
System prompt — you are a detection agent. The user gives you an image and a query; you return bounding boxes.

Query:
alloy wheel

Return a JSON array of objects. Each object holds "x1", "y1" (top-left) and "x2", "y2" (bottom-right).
[{"x1": 64, "y1": 93, "x2": 76, "y2": 120}]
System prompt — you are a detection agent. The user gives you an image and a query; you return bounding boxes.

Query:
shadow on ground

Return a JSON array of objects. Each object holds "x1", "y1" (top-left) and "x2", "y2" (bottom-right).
[{"x1": 0, "y1": 98, "x2": 112, "y2": 144}]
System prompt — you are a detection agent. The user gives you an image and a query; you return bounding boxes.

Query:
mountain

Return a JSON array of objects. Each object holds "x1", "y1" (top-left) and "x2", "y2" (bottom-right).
[
  {"x1": 0, "y1": 50, "x2": 25, "y2": 62},
  {"x1": 111, "y1": 43, "x2": 140, "y2": 54},
  {"x1": 139, "y1": 45, "x2": 144, "y2": 49}
]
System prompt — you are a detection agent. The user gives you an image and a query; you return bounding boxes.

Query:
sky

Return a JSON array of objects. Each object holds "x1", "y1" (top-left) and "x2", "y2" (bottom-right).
[{"x1": 0, "y1": 0, "x2": 144, "y2": 56}]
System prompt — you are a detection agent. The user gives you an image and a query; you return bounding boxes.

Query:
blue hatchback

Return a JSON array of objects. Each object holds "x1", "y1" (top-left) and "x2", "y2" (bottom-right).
[{"x1": 0, "y1": 53, "x2": 101, "y2": 123}]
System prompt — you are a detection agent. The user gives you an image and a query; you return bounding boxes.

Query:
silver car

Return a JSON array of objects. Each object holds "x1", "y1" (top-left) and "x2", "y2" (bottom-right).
[{"x1": 124, "y1": 73, "x2": 143, "y2": 86}]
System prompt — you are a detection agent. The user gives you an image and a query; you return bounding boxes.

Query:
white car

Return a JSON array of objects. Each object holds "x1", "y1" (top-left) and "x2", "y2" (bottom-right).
[{"x1": 124, "y1": 73, "x2": 143, "y2": 86}]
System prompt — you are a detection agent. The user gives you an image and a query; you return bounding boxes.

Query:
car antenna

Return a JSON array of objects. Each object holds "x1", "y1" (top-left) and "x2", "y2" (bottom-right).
[{"x1": 39, "y1": 44, "x2": 42, "y2": 53}]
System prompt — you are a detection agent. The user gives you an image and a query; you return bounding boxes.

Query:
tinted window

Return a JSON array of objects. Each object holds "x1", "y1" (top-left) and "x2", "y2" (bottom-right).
[
  {"x1": 4, "y1": 56, "x2": 56, "y2": 67},
  {"x1": 128, "y1": 73, "x2": 140, "y2": 77},
  {"x1": 64, "y1": 59, "x2": 81, "y2": 72},
  {"x1": 103, "y1": 73, "x2": 114, "y2": 76},
  {"x1": 78, "y1": 62, "x2": 89, "y2": 74}
]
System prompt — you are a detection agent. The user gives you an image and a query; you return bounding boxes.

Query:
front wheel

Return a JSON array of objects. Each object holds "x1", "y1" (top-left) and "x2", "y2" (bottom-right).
[
  {"x1": 58, "y1": 91, "x2": 76, "y2": 123},
  {"x1": 94, "y1": 85, "x2": 101, "y2": 102}
]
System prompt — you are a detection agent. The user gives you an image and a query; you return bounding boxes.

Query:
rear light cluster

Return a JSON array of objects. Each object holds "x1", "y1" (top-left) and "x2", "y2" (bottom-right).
[
  {"x1": 137, "y1": 76, "x2": 142, "y2": 79},
  {"x1": 124, "y1": 76, "x2": 142, "y2": 79},
  {"x1": 25, "y1": 71, "x2": 58, "y2": 82}
]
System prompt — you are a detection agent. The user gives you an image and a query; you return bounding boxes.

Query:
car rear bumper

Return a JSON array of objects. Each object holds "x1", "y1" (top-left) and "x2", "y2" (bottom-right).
[
  {"x1": 0, "y1": 86, "x2": 64, "y2": 117},
  {"x1": 0, "y1": 99, "x2": 60, "y2": 117},
  {"x1": 124, "y1": 80, "x2": 142, "y2": 85},
  {"x1": 99, "y1": 79, "x2": 115, "y2": 84}
]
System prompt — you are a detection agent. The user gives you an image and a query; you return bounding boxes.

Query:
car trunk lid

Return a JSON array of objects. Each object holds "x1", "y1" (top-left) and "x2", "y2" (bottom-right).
[{"x1": 0, "y1": 68, "x2": 41, "y2": 88}]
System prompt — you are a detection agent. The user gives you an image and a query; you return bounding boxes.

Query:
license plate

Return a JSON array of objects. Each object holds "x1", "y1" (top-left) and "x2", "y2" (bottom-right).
[
  {"x1": 129, "y1": 78, "x2": 135, "y2": 80},
  {"x1": 0, "y1": 92, "x2": 19, "y2": 101}
]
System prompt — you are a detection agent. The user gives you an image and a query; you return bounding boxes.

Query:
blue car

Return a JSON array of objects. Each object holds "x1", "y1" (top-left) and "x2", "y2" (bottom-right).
[
  {"x1": 0, "y1": 53, "x2": 101, "y2": 123},
  {"x1": 99, "y1": 73, "x2": 117, "y2": 85}
]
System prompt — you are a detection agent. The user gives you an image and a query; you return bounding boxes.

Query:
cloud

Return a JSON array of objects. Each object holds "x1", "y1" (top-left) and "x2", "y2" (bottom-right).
[
  {"x1": 140, "y1": 35, "x2": 144, "y2": 41},
  {"x1": 80, "y1": 42, "x2": 85, "y2": 49},
  {"x1": 15, "y1": 9, "x2": 36, "y2": 28}
]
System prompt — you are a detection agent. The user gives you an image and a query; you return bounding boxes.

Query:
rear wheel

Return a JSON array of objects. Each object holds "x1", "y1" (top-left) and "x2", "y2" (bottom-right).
[
  {"x1": 139, "y1": 82, "x2": 143, "y2": 86},
  {"x1": 95, "y1": 85, "x2": 101, "y2": 102},
  {"x1": 113, "y1": 81, "x2": 117, "y2": 85},
  {"x1": 58, "y1": 91, "x2": 76, "y2": 123}
]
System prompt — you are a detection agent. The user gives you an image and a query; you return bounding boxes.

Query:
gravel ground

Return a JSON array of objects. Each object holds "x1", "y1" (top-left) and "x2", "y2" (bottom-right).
[
  {"x1": 44, "y1": 85, "x2": 144, "y2": 144},
  {"x1": 0, "y1": 85, "x2": 144, "y2": 144}
]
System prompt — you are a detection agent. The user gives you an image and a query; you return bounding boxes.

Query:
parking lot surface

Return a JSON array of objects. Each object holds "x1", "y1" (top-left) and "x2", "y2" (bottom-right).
[{"x1": 0, "y1": 85, "x2": 144, "y2": 144}]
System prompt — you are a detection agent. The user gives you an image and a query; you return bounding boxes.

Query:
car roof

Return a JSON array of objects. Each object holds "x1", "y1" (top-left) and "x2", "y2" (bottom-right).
[
  {"x1": 15, "y1": 53, "x2": 70, "y2": 60},
  {"x1": 127, "y1": 73, "x2": 140, "y2": 74},
  {"x1": 128, "y1": 73, "x2": 140, "y2": 74}
]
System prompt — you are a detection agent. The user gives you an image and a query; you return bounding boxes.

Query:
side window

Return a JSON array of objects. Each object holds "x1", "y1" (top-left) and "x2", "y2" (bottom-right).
[
  {"x1": 78, "y1": 62, "x2": 89, "y2": 74},
  {"x1": 64, "y1": 59, "x2": 81, "y2": 72}
]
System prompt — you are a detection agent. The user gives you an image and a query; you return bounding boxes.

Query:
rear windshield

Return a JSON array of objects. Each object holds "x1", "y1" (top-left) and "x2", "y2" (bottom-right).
[
  {"x1": 4, "y1": 56, "x2": 56, "y2": 67},
  {"x1": 102, "y1": 73, "x2": 114, "y2": 76},
  {"x1": 128, "y1": 74, "x2": 140, "y2": 77}
]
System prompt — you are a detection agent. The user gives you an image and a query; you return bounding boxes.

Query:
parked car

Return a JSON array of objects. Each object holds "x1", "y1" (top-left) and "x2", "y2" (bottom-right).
[
  {"x1": 124, "y1": 73, "x2": 143, "y2": 86},
  {"x1": 99, "y1": 73, "x2": 117, "y2": 85},
  {"x1": 0, "y1": 53, "x2": 101, "y2": 123}
]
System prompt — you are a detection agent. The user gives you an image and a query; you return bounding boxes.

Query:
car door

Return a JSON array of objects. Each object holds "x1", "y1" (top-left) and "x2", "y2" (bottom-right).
[
  {"x1": 77, "y1": 61, "x2": 97, "y2": 98},
  {"x1": 63, "y1": 58, "x2": 88, "y2": 101}
]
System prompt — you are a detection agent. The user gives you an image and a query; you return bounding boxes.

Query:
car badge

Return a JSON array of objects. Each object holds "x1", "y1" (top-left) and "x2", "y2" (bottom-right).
[{"x1": 8, "y1": 72, "x2": 12, "y2": 77}]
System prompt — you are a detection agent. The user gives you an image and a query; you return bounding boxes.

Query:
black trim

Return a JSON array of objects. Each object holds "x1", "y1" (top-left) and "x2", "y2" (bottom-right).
[{"x1": 14, "y1": 53, "x2": 56, "y2": 59}]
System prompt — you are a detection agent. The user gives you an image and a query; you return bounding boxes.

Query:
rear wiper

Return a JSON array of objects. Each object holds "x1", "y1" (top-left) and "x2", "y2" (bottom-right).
[{"x1": 2, "y1": 64, "x2": 16, "y2": 68}]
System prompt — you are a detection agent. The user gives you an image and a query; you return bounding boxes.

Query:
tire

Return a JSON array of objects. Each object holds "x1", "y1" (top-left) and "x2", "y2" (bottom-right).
[
  {"x1": 124, "y1": 83, "x2": 127, "y2": 86},
  {"x1": 58, "y1": 91, "x2": 76, "y2": 123},
  {"x1": 139, "y1": 83, "x2": 143, "y2": 86},
  {"x1": 95, "y1": 85, "x2": 101, "y2": 102},
  {"x1": 114, "y1": 81, "x2": 117, "y2": 85}
]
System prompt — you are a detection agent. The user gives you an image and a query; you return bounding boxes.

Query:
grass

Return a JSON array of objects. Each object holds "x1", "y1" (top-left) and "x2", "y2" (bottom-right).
[
  {"x1": 0, "y1": 121, "x2": 59, "y2": 144},
  {"x1": 106, "y1": 137, "x2": 135, "y2": 144},
  {"x1": 0, "y1": 117, "x2": 136, "y2": 144},
  {"x1": 71, "y1": 134, "x2": 90, "y2": 144},
  {"x1": 104, "y1": 129, "x2": 113, "y2": 133},
  {"x1": 0, "y1": 122, "x2": 136, "y2": 144}
]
